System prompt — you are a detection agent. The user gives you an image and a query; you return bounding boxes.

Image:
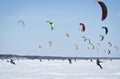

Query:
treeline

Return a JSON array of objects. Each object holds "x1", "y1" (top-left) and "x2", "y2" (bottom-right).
[{"x1": 0, "y1": 54, "x2": 120, "y2": 60}]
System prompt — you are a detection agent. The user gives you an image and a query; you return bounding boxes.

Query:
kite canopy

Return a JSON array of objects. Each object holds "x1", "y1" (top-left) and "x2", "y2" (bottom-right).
[
  {"x1": 66, "y1": 33, "x2": 70, "y2": 37},
  {"x1": 99, "y1": 35, "x2": 104, "y2": 41},
  {"x1": 80, "y1": 23, "x2": 86, "y2": 32},
  {"x1": 108, "y1": 42, "x2": 112, "y2": 47},
  {"x1": 114, "y1": 46, "x2": 118, "y2": 51},
  {"x1": 48, "y1": 40, "x2": 52, "y2": 46},
  {"x1": 18, "y1": 20, "x2": 25, "y2": 26},
  {"x1": 108, "y1": 50, "x2": 111, "y2": 54},
  {"x1": 74, "y1": 44, "x2": 78, "y2": 50},
  {"x1": 97, "y1": 1, "x2": 108, "y2": 21},
  {"x1": 85, "y1": 39, "x2": 91, "y2": 44},
  {"x1": 91, "y1": 44, "x2": 95, "y2": 49},
  {"x1": 47, "y1": 21, "x2": 54, "y2": 31},
  {"x1": 102, "y1": 26, "x2": 108, "y2": 35}
]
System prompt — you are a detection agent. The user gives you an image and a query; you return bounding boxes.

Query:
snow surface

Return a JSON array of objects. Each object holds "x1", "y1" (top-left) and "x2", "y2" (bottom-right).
[{"x1": 0, "y1": 59, "x2": 120, "y2": 79}]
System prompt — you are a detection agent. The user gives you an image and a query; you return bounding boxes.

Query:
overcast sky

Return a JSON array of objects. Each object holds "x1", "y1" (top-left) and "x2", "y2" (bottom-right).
[{"x1": 0, "y1": 0, "x2": 120, "y2": 57}]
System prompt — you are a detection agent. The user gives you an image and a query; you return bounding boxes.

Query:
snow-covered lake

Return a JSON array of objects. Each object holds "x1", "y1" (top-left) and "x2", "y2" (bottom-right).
[{"x1": 0, "y1": 59, "x2": 120, "y2": 79}]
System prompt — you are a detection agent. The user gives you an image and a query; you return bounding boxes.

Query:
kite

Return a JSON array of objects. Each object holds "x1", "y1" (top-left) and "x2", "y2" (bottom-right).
[
  {"x1": 82, "y1": 36, "x2": 86, "y2": 39},
  {"x1": 48, "y1": 40, "x2": 52, "y2": 46},
  {"x1": 39, "y1": 45, "x2": 42, "y2": 48},
  {"x1": 47, "y1": 20, "x2": 54, "y2": 31},
  {"x1": 97, "y1": 43, "x2": 101, "y2": 46},
  {"x1": 91, "y1": 44, "x2": 95, "y2": 49},
  {"x1": 96, "y1": 0, "x2": 108, "y2": 21},
  {"x1": 85, "y1": 39, "x2": 91, "y2": 44},
  {"x1": 104, "y1": 50, "x2": 106, "y2": 53},
  {"x1": 108, "y1": 50, "x2": 111, "y2": 54},
  {"x1": 74, "y1": 44, "x2": 79, "y2": 50},
  {"x1": 66, "y1": 33, "x2": 70, "y2": 37},
  {"x1": 99, "y1": 35, "x2": 104, "y2": 41},
  {"x1": 102, "y1": 26, "x2": 108, "y2": 35},
  {"x1": 82, "y1": 36, "x2": 87, "y2": 41},
  {"x1": 114, "y1": 46, "x2": 118, "y2": 51},
  {"x1": 80, "y1": 23, "x2": 86, "y2": 32},
  {"x1": 108, "y1": 42, "x2": 112, "y2": 47},
  {"x1": 18, "y1": 20, "x2": 25, "y2": 26}
]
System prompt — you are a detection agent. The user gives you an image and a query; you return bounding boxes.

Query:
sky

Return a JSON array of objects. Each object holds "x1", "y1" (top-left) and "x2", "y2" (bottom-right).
[{"x1": 0, "y1": 0, "x2": 120, "y2": 57}]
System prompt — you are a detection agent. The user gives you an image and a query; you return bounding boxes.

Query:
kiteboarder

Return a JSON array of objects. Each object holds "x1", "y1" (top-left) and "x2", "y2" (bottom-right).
[
  {"x1": 96, "y1": 59, "x2": 103, "y2": 69},
  {"x1": 10, "y1": 59, "x2": 16, "y2": 65},
  {"x1": 68, "y1": 59, "x2": 72, "y2": 64}
]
